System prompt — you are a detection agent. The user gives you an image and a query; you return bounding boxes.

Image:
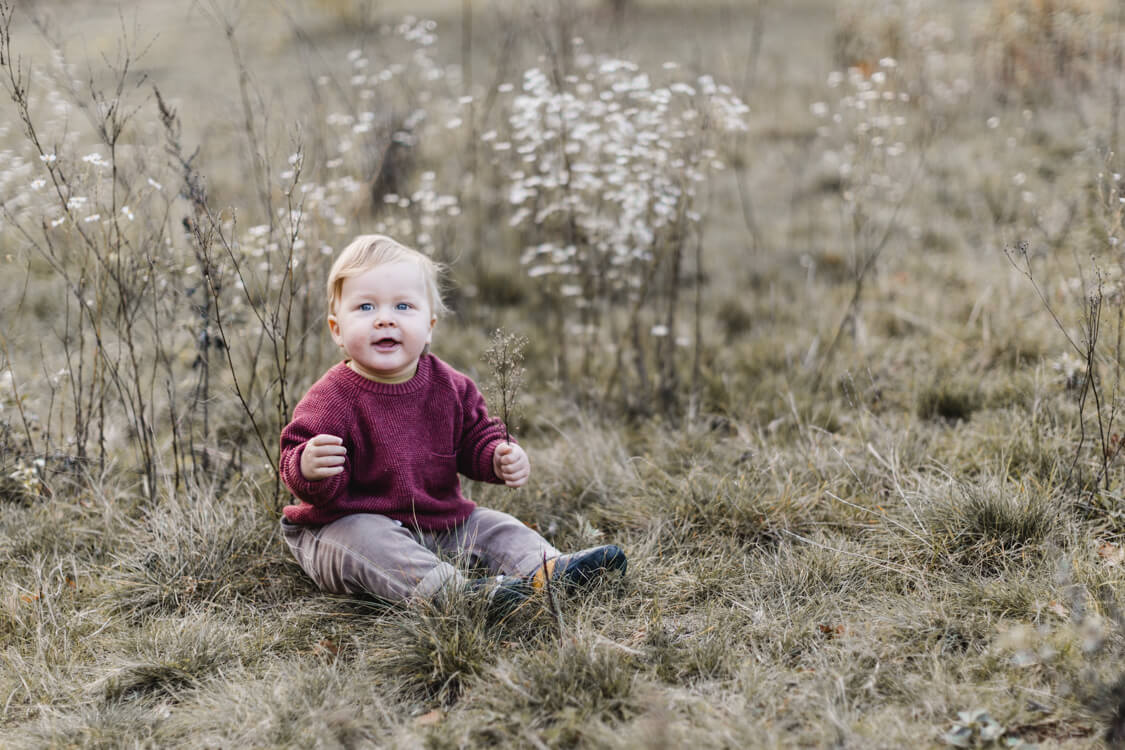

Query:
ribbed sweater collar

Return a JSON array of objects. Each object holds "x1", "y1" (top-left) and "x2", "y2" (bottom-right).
[{"x1": 334, "y1": 353, "x2": 435, "y2": 396}]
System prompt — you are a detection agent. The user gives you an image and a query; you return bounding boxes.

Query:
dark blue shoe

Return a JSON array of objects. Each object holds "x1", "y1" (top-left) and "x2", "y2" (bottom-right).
[{"x1": 532, "y1": 545, "x2": 627, "y2": 591}]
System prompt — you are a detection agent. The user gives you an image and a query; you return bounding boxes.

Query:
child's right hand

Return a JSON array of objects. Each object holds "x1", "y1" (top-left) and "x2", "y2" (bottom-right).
[{"x1": 300, "y1": 434, "x2": 346, "y2": 481}]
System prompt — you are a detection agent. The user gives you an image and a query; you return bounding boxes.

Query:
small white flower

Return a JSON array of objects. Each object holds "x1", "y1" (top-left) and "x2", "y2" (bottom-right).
[
  {"x1": 651, "y1": 325, "x2": 669, "y2": 337},
  {"x1": 40, "y1": 153, "x2": 57, "y2": 163},
  {"x1": 83, "y1": 214, "x2": 101, "y2": 223},
  {"x1": 811, "y1": 101, "x2": 829, "y2": 118}
]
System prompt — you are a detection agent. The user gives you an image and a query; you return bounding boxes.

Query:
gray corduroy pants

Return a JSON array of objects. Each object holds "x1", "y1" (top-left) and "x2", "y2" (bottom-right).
[{"x1": 281, "y1": 508, "x2": 560, "y2": 602}]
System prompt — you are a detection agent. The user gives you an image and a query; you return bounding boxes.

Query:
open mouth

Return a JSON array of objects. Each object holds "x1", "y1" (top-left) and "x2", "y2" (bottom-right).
[{"x1": 373, "y1": 338, "x2": 400, "y2": 350}]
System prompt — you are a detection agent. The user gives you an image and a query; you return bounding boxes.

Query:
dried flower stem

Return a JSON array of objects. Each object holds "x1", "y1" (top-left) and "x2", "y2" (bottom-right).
[{"x1": 483, "y1": 329, "x2": 527, "y2": 445}]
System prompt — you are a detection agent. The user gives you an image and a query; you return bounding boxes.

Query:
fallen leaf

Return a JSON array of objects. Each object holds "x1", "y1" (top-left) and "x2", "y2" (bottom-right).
[
  {"x1": 314, "y1": 639, "x2": 339, "y2": 661},
  {"x1": 1046, "y1": 600, "x2": 1068, "y2": 618},
  {"x1": 414, "y1": 709, "x2": 443, "y2": 726},
  {"x1": 818, "y1": 623, "x2": 846, "y2": 638},
  {"x1": 1097, "y1": 542, "x2": 1125, "y2": 566}
]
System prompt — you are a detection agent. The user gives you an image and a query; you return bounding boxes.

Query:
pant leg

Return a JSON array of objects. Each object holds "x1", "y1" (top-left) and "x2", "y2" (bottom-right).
[
  {"x1": 434, "y1": 507, "x2": 561, "y2": 577},
  {"x1": 281, "y1": 514, "x2": 462, "y2": 601}
]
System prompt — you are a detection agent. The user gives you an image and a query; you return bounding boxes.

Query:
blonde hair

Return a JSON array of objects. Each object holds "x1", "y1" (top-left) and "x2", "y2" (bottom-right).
[{"x1": 327, "y1": 234, "x2": 448, "y2": 317}]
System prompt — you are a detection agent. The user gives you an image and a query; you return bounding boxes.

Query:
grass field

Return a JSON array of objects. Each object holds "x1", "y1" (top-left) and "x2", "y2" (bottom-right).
[{"x1": 4, "y1": 0, "x2": 1125, "y2": 747}]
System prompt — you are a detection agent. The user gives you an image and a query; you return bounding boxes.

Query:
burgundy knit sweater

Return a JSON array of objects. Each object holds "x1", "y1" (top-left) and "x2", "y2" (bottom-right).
[{"x1": 280, "y1": 354, "x2": 508, "y2": 530}]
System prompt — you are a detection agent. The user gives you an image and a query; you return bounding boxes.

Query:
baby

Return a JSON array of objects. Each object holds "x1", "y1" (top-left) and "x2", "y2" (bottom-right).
[{"x1": 279, "y1": 234, "x2": 625, "y2": 612}]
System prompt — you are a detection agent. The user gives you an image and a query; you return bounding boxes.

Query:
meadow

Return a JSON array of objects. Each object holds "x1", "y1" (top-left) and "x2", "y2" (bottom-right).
[{"x1": 3, "y1": 0, "x2": 1125, "y2": 746}]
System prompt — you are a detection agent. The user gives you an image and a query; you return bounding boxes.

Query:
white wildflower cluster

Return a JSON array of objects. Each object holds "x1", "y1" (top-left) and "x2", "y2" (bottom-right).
[
  {"x1": 0, "y1": 370, "x2": 38, "y2": 483},
  {"x1": 7, "y1": 457, "x2": 45, "y2": 497},
  {"x1": 834, "y1": 0, "x2": 963, "y2": 92},
  {"x1": 813, "y1": 59, "x2": 913, "y2": 227},
  {"x1": 371, "y1": 170, "x2": 459, "y2": 256},
  {"x1": 1099, "y1": 169, "x2": 1125, "y2": 262},
  {"x1": 1050, "y1": 351, "x2": 1087, "y2": 390},
  {"x1": 303, "y1": 17, "x2": 459, "y2": 257},
  {"x1": 493, "y1": 48, "x2": 747, "y2": 316},
  {"x1": 0, "y1": 147, "x2": 37, "y2": 231},
  {"x1": 0, "y1": 368, "x2": 13, "y2": 412},
  {"x1": 0, "y1": 56, "x2": 112, "y2": 235},
  {"x1": 214, "y1": 16, "x2": 461, "y2": 310}
]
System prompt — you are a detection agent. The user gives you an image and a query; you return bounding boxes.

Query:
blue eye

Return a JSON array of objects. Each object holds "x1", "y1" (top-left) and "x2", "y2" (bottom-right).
[
  {"x1": 395, "y1": 302, "x2": 412, "y2": 311},
  {"x1": 359, "y1": 303, "x2": 374, "y2": 311}
]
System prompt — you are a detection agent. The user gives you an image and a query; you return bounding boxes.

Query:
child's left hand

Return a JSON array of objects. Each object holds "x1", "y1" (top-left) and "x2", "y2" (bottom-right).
[{"x1": 493, "y1": 442, "x2": 530, "y2": 488}]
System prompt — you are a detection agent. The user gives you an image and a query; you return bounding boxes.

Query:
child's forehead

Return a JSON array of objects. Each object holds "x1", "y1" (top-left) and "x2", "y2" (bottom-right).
[{"x1": 343, "y1": 260, "x2": 429, "y2": 293}]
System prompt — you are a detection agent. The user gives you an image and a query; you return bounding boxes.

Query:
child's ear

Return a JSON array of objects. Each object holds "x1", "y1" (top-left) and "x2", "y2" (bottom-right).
[
  {"x1": 426, "y1": 315, "x2": 436, "y2": 345},
  {"x1": 328, "y1": 314, "x2": 343, "y2": 347}
]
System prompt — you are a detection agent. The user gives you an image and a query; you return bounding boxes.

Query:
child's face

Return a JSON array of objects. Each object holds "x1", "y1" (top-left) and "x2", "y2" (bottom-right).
[{"x1": 328, "y1": 261, "x2": 436, "y2": 380}]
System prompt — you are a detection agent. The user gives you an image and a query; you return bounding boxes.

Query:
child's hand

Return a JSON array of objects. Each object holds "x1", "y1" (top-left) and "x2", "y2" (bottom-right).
[
  {"x1": 493, "y1": 442, "x2": 530, "y2": 488},
  {"x1": 300, "y1": 434, "x2": 346, "y2": 481}
]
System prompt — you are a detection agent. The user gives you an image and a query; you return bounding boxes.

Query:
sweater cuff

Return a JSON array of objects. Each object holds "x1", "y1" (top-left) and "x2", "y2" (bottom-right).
[{"x1": 481, "y1": 439, "x2": 502, "y2": 484}]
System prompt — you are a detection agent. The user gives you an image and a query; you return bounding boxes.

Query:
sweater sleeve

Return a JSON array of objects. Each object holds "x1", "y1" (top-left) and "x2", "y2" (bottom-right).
[
  {"x1": 455, "y1": 376, "x2": 509, "y2": 484},
  {"x1": 279, "y1": 386, "x2": 351, "y2": 506}
]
